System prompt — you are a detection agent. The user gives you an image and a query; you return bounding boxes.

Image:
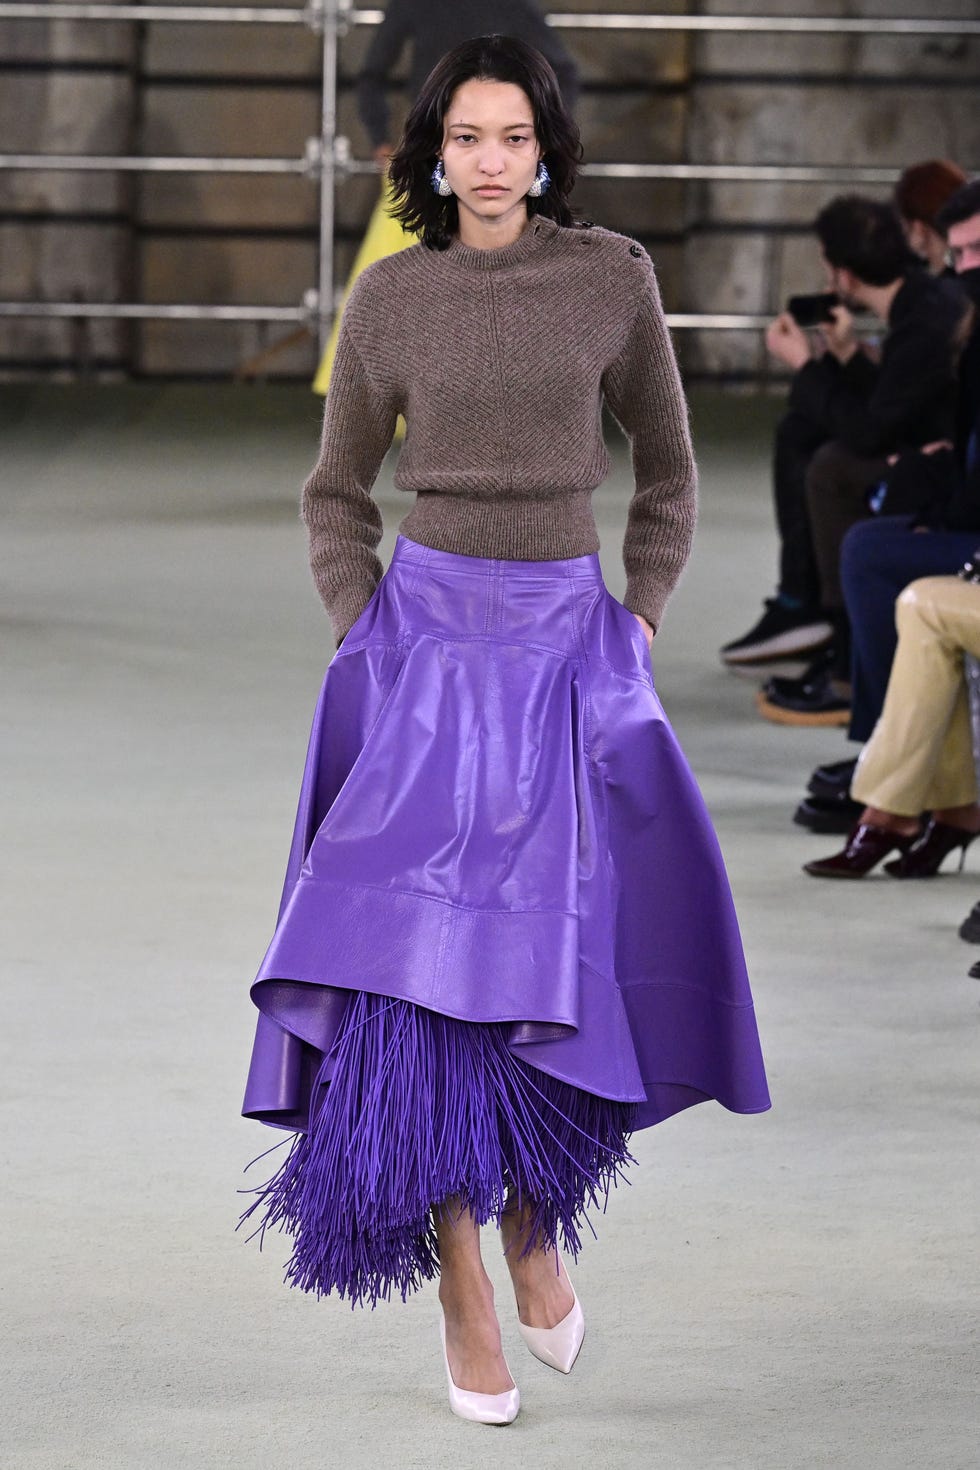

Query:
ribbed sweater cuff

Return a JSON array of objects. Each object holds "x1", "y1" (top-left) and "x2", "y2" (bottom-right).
[
  {"x1": 623, "y1": 579, "x2": 666, "y2": 634},
  {"x1": 623, "y1": 538, "x2": 690, "y2": 631},
  {"x1": 321, "y1": 571, "x2": 380, "y2": 646}
]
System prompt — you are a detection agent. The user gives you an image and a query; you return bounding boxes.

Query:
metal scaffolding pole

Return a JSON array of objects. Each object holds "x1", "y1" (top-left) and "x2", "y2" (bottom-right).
[
  {"x1": 0, "y1": 153, "x2": 316, "y2": 175},
  {"x1": 3, "y1": 154, "x2": 945, "y2": 187},
  {"x1": 0, "y1": 302, "x2": 315, "y2": 322},
  {"x1": 317, "y1": 1, "x2": 338, "y2": 355},
  {"x1": 4, "y1": 4, "x2": 978, "y2": 36},
  {"x1": 0, "y1": 300, "x2": 773, "y2": 331},
  {"x1": 0, "y1": 4, "x2": 313, "y2": 21},
  {"x1": 3, "y1": 1, "x2": 979, "y2": 364},
  {"x1": 336, "y1": 160, "x2": 941, "y2": 188},
  {"x1": 350, "y1": 7, "x2": 980, "y2": 38}
]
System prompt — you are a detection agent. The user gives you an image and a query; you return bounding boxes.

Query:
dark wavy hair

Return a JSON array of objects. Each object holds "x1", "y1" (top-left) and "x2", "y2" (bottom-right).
[
  {"x1": 387, "y1": 34, "x2": 583, "y2": 250},
  {"x1": 814, "y1": 195, "x2": 916, "y2": 286},
  {"x1": 935, "y1": 177, "x2": 980, "y2": 235}
]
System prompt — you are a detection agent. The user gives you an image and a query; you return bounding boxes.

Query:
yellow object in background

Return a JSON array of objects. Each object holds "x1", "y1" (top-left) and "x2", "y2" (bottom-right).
[{"x1": 313, "y1": 177, "x2": 416, "y2": 441}]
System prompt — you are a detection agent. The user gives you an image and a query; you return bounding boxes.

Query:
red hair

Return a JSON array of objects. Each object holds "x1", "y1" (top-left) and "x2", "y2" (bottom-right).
[{"x1": 894, "y1": 160, "x2": 968, "y2": 227}]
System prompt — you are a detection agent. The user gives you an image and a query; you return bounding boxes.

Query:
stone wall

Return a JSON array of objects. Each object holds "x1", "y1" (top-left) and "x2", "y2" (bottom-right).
[
  {"x1": 134, "y1": 0, "x2": 694, "y2": 377},
  {"x1": 3, "y1": 1, "x2": 978, "y2": 380},
  {"x1": 683, "y1": 0, "x2": 980, "y2": 382},
  {"x1": 0, "y1": 15, "x2": 136, "y2": 374},
  {"x1": 2, "y1": 1, "x2": 693, "y2": 378}
]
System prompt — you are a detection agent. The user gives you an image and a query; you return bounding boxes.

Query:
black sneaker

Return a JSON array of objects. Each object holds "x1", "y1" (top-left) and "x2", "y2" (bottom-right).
[{"x1": 721, "y1": 599, "x2": 833, "y2": 666}]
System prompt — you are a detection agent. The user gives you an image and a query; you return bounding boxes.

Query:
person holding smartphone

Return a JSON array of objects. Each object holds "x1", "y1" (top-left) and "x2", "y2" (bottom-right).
[{"x1": 722, "y1": 196, "x2": 967, "y2": 730}]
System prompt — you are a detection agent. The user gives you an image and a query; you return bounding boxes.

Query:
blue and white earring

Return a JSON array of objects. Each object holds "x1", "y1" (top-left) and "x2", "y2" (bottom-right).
[
  {"x1": 431, "y1": 159, "x2": 454, "y2": 197},
  {"x1": 527, "y1": 160, "x2": 551, "y2": 198}
]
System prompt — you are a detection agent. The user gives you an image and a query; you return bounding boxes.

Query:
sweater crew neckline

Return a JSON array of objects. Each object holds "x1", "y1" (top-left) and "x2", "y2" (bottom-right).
[{"x1": 440, "y1": 214, "x2": 559, "y2": 272}]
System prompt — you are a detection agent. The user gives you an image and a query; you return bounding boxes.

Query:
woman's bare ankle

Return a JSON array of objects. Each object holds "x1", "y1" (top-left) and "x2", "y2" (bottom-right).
[
  {"x1": 438, "y1": 1260, "x2": 494, "y2": 1320},
  {"x1": 438, "y1": 1274, "x2": 513, "y2": 1394},
  {"x1": 500, "y1": 1205, "x2": 574, "y2": 1330}
]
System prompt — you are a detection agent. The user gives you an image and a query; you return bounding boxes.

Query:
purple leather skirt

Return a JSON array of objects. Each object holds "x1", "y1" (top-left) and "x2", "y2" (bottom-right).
[{"x1": 239, "y1": 535, "x2": 770, "y2": 1305}]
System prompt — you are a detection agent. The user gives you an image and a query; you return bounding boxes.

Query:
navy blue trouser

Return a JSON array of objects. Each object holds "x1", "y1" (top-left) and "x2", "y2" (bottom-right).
[{"x1": 841, "y1": 516, "x2": 979, "y2": 742}]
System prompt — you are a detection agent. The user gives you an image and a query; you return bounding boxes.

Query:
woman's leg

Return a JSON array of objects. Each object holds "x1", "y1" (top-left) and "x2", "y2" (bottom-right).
[
  {"x1": 852, "y1": 577, "x2": 980, "y2": 816},
  {"x1": 500, "y1": 1196, "x2": 576, "y2": 1329},
  {"x1": 842, "y1": 520, "x2": 980, "y2": 742},
  {"x1": 435, "y1": 1200, "x2": 515, "y2": 1395}
]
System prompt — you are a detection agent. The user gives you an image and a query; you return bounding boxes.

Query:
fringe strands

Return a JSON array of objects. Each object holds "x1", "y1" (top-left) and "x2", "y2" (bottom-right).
[{"x1": 238, "y1": 992, "x2": 636, "y2": 1308}]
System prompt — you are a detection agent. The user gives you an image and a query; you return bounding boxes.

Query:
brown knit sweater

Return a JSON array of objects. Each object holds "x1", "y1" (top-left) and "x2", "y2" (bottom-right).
[{"x1": 302, "y1": 213, "x2": 698, "y2": 643}]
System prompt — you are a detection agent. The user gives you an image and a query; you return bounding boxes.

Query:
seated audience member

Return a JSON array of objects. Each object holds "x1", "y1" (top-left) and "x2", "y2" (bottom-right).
[
  {"x1": 893, "y1": 159, "x2": 967, "y2": 275},
  {"x1": 794, "y1": 177, "x2": 980, "y2": 833},
  {"x1": 723, "y1": 196, "x2": 967, "y2": 704},
  {"x1": 803, "y1": 568, "x2": 980, "y2": 880}
]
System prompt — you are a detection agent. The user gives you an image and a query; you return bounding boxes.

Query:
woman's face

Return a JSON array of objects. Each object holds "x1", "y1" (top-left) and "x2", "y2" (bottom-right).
[{"x1": 440, "y1": 78, "x2": 541, "y2": 230}]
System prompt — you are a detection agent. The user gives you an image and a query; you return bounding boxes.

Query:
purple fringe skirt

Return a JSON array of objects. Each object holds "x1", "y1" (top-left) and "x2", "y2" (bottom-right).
[{"x1": 240, "y1": 535, "x2": 770, "y2": 1305}]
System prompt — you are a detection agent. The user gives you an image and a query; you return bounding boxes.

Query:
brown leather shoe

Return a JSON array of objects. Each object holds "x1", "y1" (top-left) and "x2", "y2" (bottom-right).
[{"x1": 803, "y1": 823, "x2": 918, "y2": 878}]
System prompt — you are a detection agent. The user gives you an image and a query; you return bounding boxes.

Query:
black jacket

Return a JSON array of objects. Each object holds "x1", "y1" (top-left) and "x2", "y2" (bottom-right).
[
  {"x1": 357, "y1": 1, "x2": 580, "y2": 148},
  {"x1": 787, "y1": 270, "x2": 968, "y2": 458},
  {"x1": 927, "y1": 313, "x2": 980, "y2": 531}
]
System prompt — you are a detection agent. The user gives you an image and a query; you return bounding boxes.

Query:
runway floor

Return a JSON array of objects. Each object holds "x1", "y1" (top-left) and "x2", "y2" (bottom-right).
[{"x1": 2, "y1": 383, "x2": 977, "y2": 1468}]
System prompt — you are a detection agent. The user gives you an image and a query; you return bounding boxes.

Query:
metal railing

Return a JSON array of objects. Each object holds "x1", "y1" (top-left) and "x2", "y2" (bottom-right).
[
  {"x1": 5, "y1": 5, "x2": 976, "y2": 38},
  {"x1": 0, "y1": 299, "x2": 774, "y2": 331},
  {"x1": 0, "y1": 300, "x2": 315, "y2": 321},
  {"x1": 0, "y1": 5, "x2": 313, "y2": 20},
  {"x1": 2, "y1": 3, "x2": 978, "y2": 362}
]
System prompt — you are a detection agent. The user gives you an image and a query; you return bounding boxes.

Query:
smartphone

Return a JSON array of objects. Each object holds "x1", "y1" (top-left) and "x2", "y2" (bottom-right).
[{"x1": 786, "y1": 293, "x2": 840, "y2": 328}]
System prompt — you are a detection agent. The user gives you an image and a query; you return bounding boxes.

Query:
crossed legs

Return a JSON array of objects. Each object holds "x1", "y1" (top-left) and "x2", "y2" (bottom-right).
[{"x1": 852, "y1": 576, "x2": 980, "y2": 816}]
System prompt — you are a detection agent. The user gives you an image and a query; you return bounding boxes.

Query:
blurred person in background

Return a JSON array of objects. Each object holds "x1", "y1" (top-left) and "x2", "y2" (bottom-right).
[
  {"x1": 358, "y1": 0, "x2": 580, "y2": 167},
  {"x1": 894, "y1": 158, "x2": 967, "y2": 276},
  {"x1": 315, "y1": 1, "x2": 580, "y2": 398},
  {"x1": 793, "y1": 178, "x2": 980, "y2": 834},
  {"x1": 724, "y1": 197, "x2": 967, "y2": 729}
]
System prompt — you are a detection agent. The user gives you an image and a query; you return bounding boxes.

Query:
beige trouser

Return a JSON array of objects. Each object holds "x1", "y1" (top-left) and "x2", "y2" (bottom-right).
[{"x1": 852, "y1": 576, "x2": 980, "y2": 817}]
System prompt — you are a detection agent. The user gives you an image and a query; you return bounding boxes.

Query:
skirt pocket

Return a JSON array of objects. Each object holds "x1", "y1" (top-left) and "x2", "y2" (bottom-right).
[{"x1": 600, "y1": 588, "x2": 653, "y2": 682}]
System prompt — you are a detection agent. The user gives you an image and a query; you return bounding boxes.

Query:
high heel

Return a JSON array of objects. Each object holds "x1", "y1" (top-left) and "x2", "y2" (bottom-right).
[
  {"x1": 517, "y1": 1280, "x2": 585, "y2": 1374},
  {"x1": 803, "y1": 822, "x2": 918, "y2": 879},
  {"x1": 439, "y1": 1316, "x2": 520, "y2": 1425},
  {"x1": 883, "y1": 819, "x2": 979, "y2": 878}
]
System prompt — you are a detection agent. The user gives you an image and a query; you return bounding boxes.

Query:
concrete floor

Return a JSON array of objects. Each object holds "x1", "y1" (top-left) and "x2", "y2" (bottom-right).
[{"x1": 2, "y1": 384, "x2": 977, "y2": 1469}]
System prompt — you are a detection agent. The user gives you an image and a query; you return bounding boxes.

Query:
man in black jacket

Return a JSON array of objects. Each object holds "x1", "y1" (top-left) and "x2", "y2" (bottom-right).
[
  {"x1": 723, "y1": 197, "x2": 967, "y2": 711},
  {"x1": 357, "y1": 1, "x2": 579, "y2": 166},
  {"x1": 794, "y1": 178, "x2": 980, "y2": 832}
]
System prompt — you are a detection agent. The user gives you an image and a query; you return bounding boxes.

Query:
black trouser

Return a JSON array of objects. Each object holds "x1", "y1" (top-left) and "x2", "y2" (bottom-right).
[
  {"x1": 805, "y1": 440, "x2": 890, "y2": 611},
  {"x1": 772, "y1": 410, "x2": 831, "y2": 608}
]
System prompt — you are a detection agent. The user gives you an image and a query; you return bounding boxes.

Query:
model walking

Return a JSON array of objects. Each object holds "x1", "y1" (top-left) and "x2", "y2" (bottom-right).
[{"x1": 240, "y1": 35, "x2": 771, "y2": 1425}]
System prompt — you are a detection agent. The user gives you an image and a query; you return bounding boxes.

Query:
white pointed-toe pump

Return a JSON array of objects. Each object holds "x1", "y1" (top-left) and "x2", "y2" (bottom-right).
[
  {"x1": 439, "y1": 1316, "x2": 521, "y2": 1425},
  {"x1": 517, "y1": 1280, "x2": 585, "y2": 1374}
]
